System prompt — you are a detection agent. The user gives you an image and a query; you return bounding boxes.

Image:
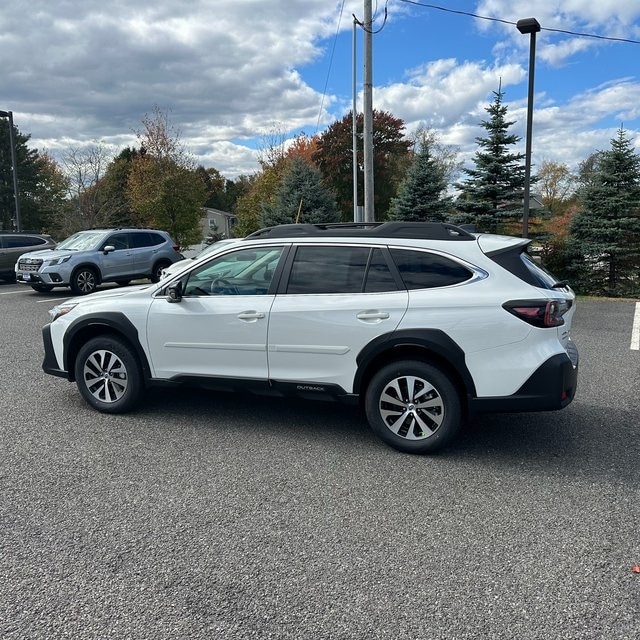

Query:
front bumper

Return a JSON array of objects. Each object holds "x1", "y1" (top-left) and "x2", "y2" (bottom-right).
[{"x1": 42, "y1": 324, "x2": 69, "y2": 379}]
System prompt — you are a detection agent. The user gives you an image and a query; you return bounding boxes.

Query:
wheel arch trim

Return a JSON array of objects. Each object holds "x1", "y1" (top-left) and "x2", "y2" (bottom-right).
[
  {"x1": 353, "y1": 329, "x2": 476, "y2": 399},
  {"x1": 63, "y1": 312, "x2": 151, "y2": 382}
]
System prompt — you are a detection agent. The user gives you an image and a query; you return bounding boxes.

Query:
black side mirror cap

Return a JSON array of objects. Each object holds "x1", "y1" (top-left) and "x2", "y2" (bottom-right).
[{"x1": 167, "y1": 281, "x2": 183, "y2": 303}]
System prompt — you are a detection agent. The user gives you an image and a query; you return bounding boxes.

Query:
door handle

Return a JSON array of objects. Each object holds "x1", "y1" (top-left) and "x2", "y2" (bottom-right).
[
  {"x1": 237, "y1": 311, "x2": 266, "y2": 321},
  {"x1": 357, "y1": 311, "x2": 390, "y2": 321}
]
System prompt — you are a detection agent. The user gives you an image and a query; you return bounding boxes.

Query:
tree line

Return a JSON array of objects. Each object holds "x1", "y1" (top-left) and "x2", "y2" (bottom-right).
[{"x1": 0, "y1": 95, "x2": 638, "y2": 297}]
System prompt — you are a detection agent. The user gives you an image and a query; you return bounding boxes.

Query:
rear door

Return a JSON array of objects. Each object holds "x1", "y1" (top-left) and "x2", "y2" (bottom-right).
[{"x1": 267, "y1": 244, "x2": 408, "y2": 393}]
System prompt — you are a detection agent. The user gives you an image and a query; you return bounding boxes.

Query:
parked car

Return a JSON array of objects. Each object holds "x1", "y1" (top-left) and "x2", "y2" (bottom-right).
[
  {"x1": 15, "y1": 228, "x2": 183, "y2": 295},
  {"x1": 42, "y1": 222, "x2": 578, "y2": 454},
  {"x1": 0, "y1": 232, "x2": 56, "y2": 282},
  {"x1": 160, "y1": 238, "x2": 240, "y2": 280}
]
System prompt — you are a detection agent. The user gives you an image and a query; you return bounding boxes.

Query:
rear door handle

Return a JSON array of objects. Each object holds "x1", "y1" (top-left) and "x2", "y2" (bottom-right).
[
  {"x1": 238, "y1": 311, "x2": 266, "y2": 322},
  {"x1": 357, "y1": 311, "x2": 390, "y2": 321}
]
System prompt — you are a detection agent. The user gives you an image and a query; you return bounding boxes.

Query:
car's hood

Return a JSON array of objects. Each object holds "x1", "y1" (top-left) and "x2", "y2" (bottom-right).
[
  {"x1": 17, "y1": 248, "x2": 70, "y2": 261},
  {"x1": 63, "y1": 284, "x2": 150, "y2": 305}
]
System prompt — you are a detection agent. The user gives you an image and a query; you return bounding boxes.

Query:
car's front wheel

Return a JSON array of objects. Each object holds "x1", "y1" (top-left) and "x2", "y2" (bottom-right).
[
  {"x1": 71, "y1": 267, "x2": 98, "y2": 295},
  {"x1": 365, "y1": 360, "x2": 462, "y2": 454},
  {"x1": 74, "y1": 336, "x2": 143, "y2": 413}
]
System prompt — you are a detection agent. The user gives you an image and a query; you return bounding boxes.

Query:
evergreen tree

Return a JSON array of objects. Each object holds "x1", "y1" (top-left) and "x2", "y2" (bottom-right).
[
  {"x1": 0, "y1": 118, "x2": 57, "y2": 232},
  {"x1": 261, "y1": 158, "x2": 340, "y2": 227},
  {"x1": 388, "y1": 140, "x2": 452, "y2": 222},
  {"x1": 455, "y1": 89, "x2": 525, "y2": 233},
  {"x1": 569, "y1": 128, "x2": 640, "y2": 295}
]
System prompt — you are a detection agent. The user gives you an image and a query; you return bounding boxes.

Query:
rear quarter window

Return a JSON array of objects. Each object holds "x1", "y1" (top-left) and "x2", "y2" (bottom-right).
[{"x1": 390, "y1": 249, "x2": 473, "y2": 289}]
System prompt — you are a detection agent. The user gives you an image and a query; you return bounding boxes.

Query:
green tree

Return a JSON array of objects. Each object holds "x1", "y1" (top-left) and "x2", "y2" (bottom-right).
[
  {"x1": 455, "y1": 89, "x2": 525, "y2": 233},
  {"x1": 314, "y1": 110, "x2": 411, "y2": 220},
  {"x1": 569, "y1": 128, "x2": 640, "y2": 295},
  {"x1": 388, "y1": 133, "x2": 453, "y2": 222},
  {"x1": 0, "y1": 118, "x2": 58, "y2": 232},
  {"x1": 261, "y1": 157, "x2": 340, "y2": 227},
  {"x1": 127, "y1": 109, "x2": 206, "y2": 247}
]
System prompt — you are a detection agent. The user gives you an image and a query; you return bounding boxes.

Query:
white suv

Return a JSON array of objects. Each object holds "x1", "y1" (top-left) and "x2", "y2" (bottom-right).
[{"x1": 41, "y1": 222, "x2": 578, "y2": 454}]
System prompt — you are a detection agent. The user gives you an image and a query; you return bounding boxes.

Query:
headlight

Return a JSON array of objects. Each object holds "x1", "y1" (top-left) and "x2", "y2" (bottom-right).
[
  {"x1": 45, "y1": 256, "x2": 71, "y2": 266},
  {"x1": 48, "y1": 302, "x2": 78, "y2": 321}
]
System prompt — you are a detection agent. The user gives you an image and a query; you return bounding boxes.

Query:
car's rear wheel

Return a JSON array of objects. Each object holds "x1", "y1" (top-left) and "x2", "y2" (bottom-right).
[
  {"x1": 365, "y1": 360, "x2": 462, "y2": 454},
  {"x1": 30, "y1": 283, "x2": 54, "y2": 293},
  {"x1": 150, "y1": 260, "x2": 171, "y2": 283},
  {"x1": 71, "y1": 267, "x2": 98, "y2": 295},
  {"x1": 74, "y1": 336, "x2": 143, "y2": 413}
]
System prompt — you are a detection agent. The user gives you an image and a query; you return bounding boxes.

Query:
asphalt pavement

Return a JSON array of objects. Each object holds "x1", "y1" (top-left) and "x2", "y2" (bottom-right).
[{"x1": 0, "y1": 282, "x2": 638, "y2": 639}]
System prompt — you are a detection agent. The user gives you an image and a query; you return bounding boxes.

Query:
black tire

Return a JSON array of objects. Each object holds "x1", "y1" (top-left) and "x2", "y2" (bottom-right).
[
  {"x1": 150, "y1": 260, "x2": 171, "y2": 283},
  {"x1": 70, "y1": 266, "x2": 98, "y2": 295},
  {"x1": 365, "y1": 360, "x2": 462, "y2": 454},
  {"x1": 74, "y1": 336, "x2": 143, "y2": 413},
  {"x1": 30, "y1": 283, "x2": 54, "y2": 293},
  {"x1": 115, "y1": 280, "x2": 131, "y2": 286}
]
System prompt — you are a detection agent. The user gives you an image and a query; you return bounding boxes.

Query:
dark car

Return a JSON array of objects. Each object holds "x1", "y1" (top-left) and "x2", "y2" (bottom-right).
[{"x1": 0, "y1": 232, "x2": 56, "y2": 281}]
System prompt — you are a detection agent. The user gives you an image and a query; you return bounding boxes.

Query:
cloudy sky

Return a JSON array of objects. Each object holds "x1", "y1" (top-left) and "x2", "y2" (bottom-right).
[{"x1": 2, "y1": 0, "x2": 640, "y2": 179}]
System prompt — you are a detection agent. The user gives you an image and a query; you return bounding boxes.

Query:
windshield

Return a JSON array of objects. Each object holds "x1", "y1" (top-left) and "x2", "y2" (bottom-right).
[{"x1": 57, "y1": 231, "x2": 108, "y2": 251}]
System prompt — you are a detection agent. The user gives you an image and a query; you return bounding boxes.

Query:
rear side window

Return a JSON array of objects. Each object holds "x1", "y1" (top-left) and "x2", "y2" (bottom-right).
[
  {"x1": 390, "y1": 249, "x2": 473, "y2": 289},
  {"x1": 285, "y1": 246, "x2": 398, "y2": 294},
  {"x1": 4, "y1": 235, "x2": 46, "y2": 249},
  {"x1": 489, "y1": 248, "x2": 562, "y2": 290},
  {"x1": 132, "y1": 232, "x2": 165, "y2": 248}
]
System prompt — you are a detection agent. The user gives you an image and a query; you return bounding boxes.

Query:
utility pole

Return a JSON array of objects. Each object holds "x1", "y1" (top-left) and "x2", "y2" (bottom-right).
[
  {"x1": 0, "y1": 110, "x2": 21, "y2": 232},
  {"x1": 363, "y1": 0, "x2": 375, "y2": 222}
]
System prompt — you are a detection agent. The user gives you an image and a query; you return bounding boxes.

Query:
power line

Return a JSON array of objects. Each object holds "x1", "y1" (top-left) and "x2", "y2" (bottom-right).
[
  {"x1": 315, "y1": 0, "x2": 346, "y2": 134},
  {"x1": 397, "y1": 0, "x2": 640, "y2": 45}
]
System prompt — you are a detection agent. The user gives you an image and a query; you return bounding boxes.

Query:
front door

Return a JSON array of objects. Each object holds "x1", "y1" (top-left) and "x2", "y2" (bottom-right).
[{"x1": 145, "y1": 245, "x2": 285, "y2": 381}]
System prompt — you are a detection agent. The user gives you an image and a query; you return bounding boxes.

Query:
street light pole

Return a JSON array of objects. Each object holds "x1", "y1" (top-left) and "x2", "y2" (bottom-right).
[
  {"x1": 363, "y1": 0, "x2": 375, "y2": 222},
  {"x1": 516, "y1": 17, "x2": 540, "y2": 239},
  {"x1": 0, "y1": 109, "x2": 21, "y2": 232}
]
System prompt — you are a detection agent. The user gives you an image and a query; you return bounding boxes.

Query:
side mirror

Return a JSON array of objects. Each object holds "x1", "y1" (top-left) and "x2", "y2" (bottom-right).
[
  {"x1": 166, "y1": 281, "x2": 183, "y2": 303},
  {"x1": 103, "y1": 245, "x2": 115, "y2": 254}
]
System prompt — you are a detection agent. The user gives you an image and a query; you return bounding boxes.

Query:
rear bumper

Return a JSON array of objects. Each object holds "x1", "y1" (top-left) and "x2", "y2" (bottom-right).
[{"x1": 470, "y1": 349, "x2": 578, "y2": 414}]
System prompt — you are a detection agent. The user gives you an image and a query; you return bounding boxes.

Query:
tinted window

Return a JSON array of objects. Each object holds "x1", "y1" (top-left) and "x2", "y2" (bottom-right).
[
  {"x1": 390, "y1": 249, "x2": 472, "y2": 289},
  {"x1": 132, "y1": 232, "x2": 164, "y2": 248},
  {"x1": 286, "y1": 246, "x2": 371, "y2": 294},
  {"x1": 6, "y1": 236, "x2": 45, "y2": 248},
  {"x1": 105, "y1": 233, "x2": 130, "y2": 250},
  {"x1": 364, "y1": 248, "x2": 398, "y2": 292}
]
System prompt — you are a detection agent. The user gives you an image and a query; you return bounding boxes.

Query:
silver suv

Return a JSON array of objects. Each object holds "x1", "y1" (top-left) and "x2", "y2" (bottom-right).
[
  {"x1": 16, "y1": 228, "x2": 183, "y2": 295},
  {"x1": 0, "y1": 232, "x2": 56, "y2": 282}
]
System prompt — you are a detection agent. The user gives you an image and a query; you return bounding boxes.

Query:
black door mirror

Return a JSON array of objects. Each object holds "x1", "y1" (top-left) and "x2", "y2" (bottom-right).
[{"x1": 167, "y1": 281, "x2": 183, "y2": 303}]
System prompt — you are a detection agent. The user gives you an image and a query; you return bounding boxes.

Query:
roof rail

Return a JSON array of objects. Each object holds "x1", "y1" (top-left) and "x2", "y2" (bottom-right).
[{"x1": 245, "y1": 221, "x2": 475, "y2": 241}]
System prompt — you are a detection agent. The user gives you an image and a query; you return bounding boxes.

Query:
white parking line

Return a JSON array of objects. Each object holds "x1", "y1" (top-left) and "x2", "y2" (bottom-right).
[{"x1": 632, "y1": 302, "x2": 640, "y2": 351}]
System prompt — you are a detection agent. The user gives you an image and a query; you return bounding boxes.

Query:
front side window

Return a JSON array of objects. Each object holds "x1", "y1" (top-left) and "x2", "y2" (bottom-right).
[
  {"x1": 183, "y1": 246, "x2": 284, "y2": 296},
  {"x1": 104, "y1": 233, "x2": 130, "y2": 251},
  {"x1": 390, "y1": 249, "x2": 473, "y2": 289}
]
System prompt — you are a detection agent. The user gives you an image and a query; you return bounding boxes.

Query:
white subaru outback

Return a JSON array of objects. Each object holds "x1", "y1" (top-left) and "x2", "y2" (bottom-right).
[{"x1": 42, "y1": 222, "x2": 578, "y2": 454}]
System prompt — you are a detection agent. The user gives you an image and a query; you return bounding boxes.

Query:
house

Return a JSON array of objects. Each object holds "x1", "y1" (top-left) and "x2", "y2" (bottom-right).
[{"x1": 201, "y1": 207, "x2": 237, "y2": 241}]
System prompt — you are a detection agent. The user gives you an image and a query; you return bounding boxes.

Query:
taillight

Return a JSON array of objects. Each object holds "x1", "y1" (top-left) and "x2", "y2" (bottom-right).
[
  {"x1": 173, "y1": 244, "x2": 180, "y2": 252},
  {"x1": 503, "y1": 299, "x2": 569, "y2": 328}
]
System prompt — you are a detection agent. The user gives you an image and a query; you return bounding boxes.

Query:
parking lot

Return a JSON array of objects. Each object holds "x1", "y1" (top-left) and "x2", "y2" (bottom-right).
[{"x1": 1, "y1": 281, "x2": 639, "y2": 639}]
